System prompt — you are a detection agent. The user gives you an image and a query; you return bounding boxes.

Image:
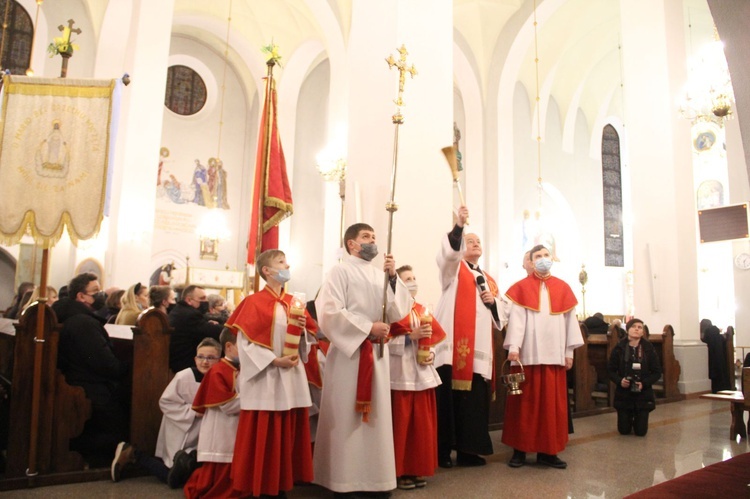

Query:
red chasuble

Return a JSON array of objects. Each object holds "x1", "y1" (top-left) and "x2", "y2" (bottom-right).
[
  {"x1": 191, "y1": 358, "x2": 238, "y2": 414},
  {"x1": 452, "y1": 262, "x2": 498, "y2": 390},
  {"x1": 505, "y1": 272, "x2": 577, "y2": 314},
  {"x1": 225, "y1": 286, "x2": 317, "y2": 349}
]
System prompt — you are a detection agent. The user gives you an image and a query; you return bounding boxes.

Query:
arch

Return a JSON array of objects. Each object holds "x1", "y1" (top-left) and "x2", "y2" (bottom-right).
[{"x1": 453, "y1": 40, "x2": 485, "y2": 235}]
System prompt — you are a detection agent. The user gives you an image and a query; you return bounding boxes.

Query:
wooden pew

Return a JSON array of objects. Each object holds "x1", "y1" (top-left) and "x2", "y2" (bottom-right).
[
  {"x1": 698, "y1": 367, "x2": 750, "y2": 440},
  {"x1": 0, "y1": 306, "x2": 171, "y2": 490},
  {"x1": 488, "y1": 327, "x2": 508, "y2": 430},
  {"x1": 571, "y1": 323, "x2": 618, "y2": 416},
  {"x1": 5, "y1": 303, "x2": 91, "y2": 478},
  {"x1": 724, "y1": 326, "x2": 736, "y2": 390},
  {"x1": 129, "y1": 308, "x2": 172, "y2": 455},
  {"x1": 650, "y1": 325, "x2": 683, "y2": 402}
]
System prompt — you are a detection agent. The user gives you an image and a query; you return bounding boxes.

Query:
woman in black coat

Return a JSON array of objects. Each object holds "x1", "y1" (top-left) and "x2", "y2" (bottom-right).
[{"x1": 607, "y1": 318, "x2": 662, "y2": 436}]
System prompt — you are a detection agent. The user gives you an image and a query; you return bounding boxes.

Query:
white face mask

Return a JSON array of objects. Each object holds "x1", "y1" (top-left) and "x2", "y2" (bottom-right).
[
  {"x1": 405, "y1": 281, "x2": 418, "y2": 296},
  {"x1": 535, "y1": 257, "x2": 553, "y2": 273}
]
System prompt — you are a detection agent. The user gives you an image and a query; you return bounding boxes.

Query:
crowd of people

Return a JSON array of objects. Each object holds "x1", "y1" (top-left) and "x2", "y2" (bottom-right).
[{"x1": 0, "y1": 206, "x2": 676, "y2": 498}]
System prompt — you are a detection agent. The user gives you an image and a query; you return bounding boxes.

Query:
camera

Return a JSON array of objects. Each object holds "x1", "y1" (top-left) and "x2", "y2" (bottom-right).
[{"x1": 627, "y1": 374, "x2": 642, "y2": 393}]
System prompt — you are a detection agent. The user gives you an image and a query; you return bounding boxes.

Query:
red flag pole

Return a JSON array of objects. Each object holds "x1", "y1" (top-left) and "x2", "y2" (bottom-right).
[{"x1": 253, "y1": 59, "x2": 276, "y2": 292}]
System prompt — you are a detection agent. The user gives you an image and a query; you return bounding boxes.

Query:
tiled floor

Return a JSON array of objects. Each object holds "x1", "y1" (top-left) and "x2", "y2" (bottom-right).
[{"x1": 3, "y1": 397, "x2": 747, "y2": 498}]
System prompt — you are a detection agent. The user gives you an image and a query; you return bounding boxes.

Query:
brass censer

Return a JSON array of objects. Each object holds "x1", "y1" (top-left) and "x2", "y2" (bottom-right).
[{"x1": 501, "y1": 359, "x2": 526, "y2": 396}]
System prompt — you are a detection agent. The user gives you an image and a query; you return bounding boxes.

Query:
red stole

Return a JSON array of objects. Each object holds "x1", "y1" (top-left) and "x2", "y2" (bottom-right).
[
  {"x1": 303, "y1": 340, "x2": 329, "y2": 389},
  {"x1": 452, "y1": 262, "x2": 498, "y2": 391},
  {"x1": 504, "y1": 272, "x2": 578, "y2": 314},
  {"x1": 389, "y1": 302, "x2": 448, "y2": 347},
  {"x1": 225, "y1": 286, "x2": 318, "y2": 349},
  {"x1": 191, "y1": 358, "x2": 238, "y2": 414},
  {"x1": 356, "y1": 340, "x2": 375, "y2": 422}
]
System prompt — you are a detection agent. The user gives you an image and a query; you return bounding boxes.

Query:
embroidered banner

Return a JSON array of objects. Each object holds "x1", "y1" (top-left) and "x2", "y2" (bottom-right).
[{"x1": 0, "y1": 75, "x2": 117, "y2": 247}]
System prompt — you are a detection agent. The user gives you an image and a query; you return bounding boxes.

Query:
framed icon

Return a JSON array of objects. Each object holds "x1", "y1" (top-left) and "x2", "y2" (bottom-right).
[{"x1": 199, "y1": 237, "x2": 218, "y2": 260}]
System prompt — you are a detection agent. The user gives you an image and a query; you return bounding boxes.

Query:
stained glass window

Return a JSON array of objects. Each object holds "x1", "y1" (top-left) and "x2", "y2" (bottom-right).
[
  {"x1": 602, "y1": 125, "x2": 624, "y2": 267},
  {"x1": 164, "y1": 65, "x2": 207, "y2": 116},
  {"x1": 0, "y1": 0, "x2": 33, "y2": 76}
]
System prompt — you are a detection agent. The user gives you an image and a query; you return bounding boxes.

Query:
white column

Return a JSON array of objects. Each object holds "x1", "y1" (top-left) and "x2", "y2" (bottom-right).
[
  {"x1": 95, "y1": 0, "x2": 175, "y2": 287},
  {"x1": 344, "y1": 0, "x2": 453, "y2": 305},
  {"x1": 620, "y1": 1, "x2": 698, "y2": 338}
]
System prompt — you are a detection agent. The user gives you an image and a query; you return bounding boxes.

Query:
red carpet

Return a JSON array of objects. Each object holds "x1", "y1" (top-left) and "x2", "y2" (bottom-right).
[{"x1": 626, "y1": 452, "x2": 750, "y2": 498}]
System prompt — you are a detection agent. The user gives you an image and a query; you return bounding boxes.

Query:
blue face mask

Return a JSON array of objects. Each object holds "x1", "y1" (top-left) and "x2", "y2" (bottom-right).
[
  {"x1": 535, "y1": 257, "x2": 553, "y2": 273},
  {"x1": 273, "y1": 268, "x2": 291, "y2": 283}
]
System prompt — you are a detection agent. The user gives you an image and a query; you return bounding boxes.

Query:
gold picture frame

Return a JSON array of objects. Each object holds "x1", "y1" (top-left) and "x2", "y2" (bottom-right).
[{"x1": 199, "y1": 237, "x2": 218, "y2": 260}]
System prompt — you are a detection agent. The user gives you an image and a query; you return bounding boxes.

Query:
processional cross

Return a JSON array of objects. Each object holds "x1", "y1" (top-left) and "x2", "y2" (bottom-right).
[
  {"x1": 58, "y1": 19, "x2": 81, "y2": 78},
  {"x1": 378, "y1": 45, "x2": 417, "y2": 357},
  {"x1": 385, "y1": 45, "x2": 417, "y2": 123}
]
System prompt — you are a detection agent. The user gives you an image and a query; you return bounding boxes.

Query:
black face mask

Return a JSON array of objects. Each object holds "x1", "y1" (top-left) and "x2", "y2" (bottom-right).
[
  {"x1": 198, "y1": 301, "x2": 210, "y2": 315},
  {"x1": 166, "y1": 303, "x2": 177, "y2": 314},
  {"x1": 92, "y1": 291, "x2": 107, "y2": 311}
]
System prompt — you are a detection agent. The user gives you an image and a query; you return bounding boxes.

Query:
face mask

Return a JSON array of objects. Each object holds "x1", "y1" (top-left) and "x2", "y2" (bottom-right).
[
  {"x1": 273, "y1": 268, "x2": 291, "y2": 284},
  {"x1": 92, "y1": 291, "x2": 107, "y2": 311},
  {"x1": 357, "y1": 243, "x2": 379, "y2": 262},
  {"x1": 198, "y1": 301, "x2": 210, "y2": 314},
  {"x1": 535, "y1": 257, "x2": 553, "y2": 273},
  {"x1": 405, "y1": 281, "x2": 419, "y2": 295},
  {"x1": 166, "y1": 303, "x2": 177, "y2": 314}
]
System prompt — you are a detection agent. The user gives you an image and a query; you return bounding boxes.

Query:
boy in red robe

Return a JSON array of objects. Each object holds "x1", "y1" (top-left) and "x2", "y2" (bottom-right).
[
  {"x1": 226, "y1": 249, "x2": 318, "y2": 498},
  {"x1": 184, "y1": 327, "x2": 241, "y2": 498},
  {"x1": 389, "y1": 265, "x2": 446, "y2": 490}
]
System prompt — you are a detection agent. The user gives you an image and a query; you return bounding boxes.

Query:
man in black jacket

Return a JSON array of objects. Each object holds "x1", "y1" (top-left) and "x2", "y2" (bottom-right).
[
  {"x1": 53, "y1": 272, "x2": 128, "y2": 466},
  {"x1": 168, "y1": 285, "x2": 222, "y2": 373}
]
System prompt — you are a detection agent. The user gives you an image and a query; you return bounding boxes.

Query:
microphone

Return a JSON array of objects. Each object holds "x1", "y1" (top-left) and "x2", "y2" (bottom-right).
[
  {"x1": 476, "y1": 275, "x2": 493, "y2": 310},
  {"x1": 476, "y1": 275, "x2": 488, "y2": 293}
]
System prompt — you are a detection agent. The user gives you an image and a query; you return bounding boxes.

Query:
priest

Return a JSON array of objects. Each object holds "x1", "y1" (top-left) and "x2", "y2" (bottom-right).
[
  {"x1": 433, "y1": 206, "x2": 503, "y2": 468},
  {"x1": 503, "y1": 244, "x2": 583, "y2": 469}
]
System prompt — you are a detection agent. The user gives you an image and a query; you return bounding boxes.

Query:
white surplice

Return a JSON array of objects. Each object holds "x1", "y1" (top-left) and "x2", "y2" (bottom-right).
[
  {"x1": 236, "y1": 300, "x2": 313, "y2": 411},
  {"x1": 503, "y1": 281, "x2": 583, "y2": 365},
  {"x1": 389, "y1": 308, "x2": 441, "y2": 392},
  {"x1": 433, "y1": 234, "x2": 502, "y2": 379},
  {"x1": 313, "y1": 253, "x2": 411, "y2": 493},
  {"x1": 195, "y1": 365, "x2": 241, "y2": 463},
  {"x1": 155, "y1": 368, "x2": 202, "y2": 468}
]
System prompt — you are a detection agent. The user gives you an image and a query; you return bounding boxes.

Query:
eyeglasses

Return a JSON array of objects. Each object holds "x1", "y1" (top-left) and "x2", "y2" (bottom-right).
[{"x1": 195, "y1": 355, "x2": 219, "y2": 363}]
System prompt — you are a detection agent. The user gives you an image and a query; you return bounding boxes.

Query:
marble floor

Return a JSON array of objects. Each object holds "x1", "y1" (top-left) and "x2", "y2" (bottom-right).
[{"x1": 3, "y1": 397, "x2": 748, "y2": 498}]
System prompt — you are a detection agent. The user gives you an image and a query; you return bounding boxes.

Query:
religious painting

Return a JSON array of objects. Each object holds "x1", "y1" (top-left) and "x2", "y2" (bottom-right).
[
  {"x1": 697, "y1": 180, "x2": 724, "y2": 210},
  {"x1": 74, "y1": 258, "x2": 104, "y2": 284},
  {"x1": 155, "y1": 148, "x2": 230, "y2": 210},
  {"x1": 200, "y1": 237, "x2": 218, "y2": 261},
  {"x1": 693, "y1": 129, "x2": 716, "y2": 152}
]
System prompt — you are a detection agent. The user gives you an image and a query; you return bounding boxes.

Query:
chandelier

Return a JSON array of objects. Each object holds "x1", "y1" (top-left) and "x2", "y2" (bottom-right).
[{"x1": 678, "y1": 38, "x2": 735, "y2": 126}]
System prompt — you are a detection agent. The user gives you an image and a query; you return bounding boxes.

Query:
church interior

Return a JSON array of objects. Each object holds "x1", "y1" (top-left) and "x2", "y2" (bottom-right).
[{"x1": 1, "y1": 0, "x2": 750, "y2": 496}]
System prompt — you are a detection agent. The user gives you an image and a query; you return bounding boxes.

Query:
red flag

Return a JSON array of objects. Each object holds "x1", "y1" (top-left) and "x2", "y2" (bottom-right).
[{"x1": 247, "y1": 76, "x2": 293, "y2": 265}]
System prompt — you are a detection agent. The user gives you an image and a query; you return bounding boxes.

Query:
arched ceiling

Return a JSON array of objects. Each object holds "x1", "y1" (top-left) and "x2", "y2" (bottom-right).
[
  {"x1": 75, "y1": 0, "x2": 721, "y2": 143},
  {"x1": 455, "y1": 0, "x2": 623, "y2": 133}
]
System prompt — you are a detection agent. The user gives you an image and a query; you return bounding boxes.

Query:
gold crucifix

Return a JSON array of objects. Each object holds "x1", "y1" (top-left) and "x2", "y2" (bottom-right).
[{"x1": 385, "y1": 45, "x2": 417, "y2": 122}]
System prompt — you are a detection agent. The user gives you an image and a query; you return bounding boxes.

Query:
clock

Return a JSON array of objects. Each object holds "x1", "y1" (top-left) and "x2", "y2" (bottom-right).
[{"x1": 734, "y1": 253, "x2": 750, "y2": 270}]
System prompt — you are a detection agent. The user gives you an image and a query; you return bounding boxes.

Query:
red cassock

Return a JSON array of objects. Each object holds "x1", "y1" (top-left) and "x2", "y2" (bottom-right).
[
  {"x1": 184, "y1": 359, "x2": 239, "y2": 499},
  {"x1": 502, "y1": 273, "x2": 578, "y2": 455},
  {"x1": 389, "y1": 303, "x2": 445, "y2": 477},
  {"x1": 227, "y1": 287, "x2": 315, "y2": 497}
]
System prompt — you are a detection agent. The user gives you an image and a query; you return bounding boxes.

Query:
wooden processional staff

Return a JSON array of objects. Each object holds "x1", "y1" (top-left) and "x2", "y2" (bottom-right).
[
  {"x1": 380, "y1": 46, "x2": 417, "y2": 357},
  {"x1": 26, "y1": 20, "x2": 81, "y2": 478}
]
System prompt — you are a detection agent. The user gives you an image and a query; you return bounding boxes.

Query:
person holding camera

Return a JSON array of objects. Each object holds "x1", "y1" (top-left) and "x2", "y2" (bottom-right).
[{"x1": 607, "y1": 318, "x2": 662, "y2": 436}]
